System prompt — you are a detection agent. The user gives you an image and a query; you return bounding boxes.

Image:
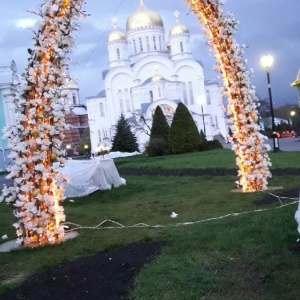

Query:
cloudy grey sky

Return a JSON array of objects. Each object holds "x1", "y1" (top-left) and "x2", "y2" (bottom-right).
[{"x1": 1, "y1": 0, "x2": 299, "y2": 108}]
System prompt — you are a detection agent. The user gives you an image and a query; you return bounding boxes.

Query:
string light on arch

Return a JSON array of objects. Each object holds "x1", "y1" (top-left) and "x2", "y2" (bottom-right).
[
  {"x1": 0, "y1": 0, "x2": 86, "y2": 246},
  {"x1": 185, "y1": 0, "x2": 272, "y2": 192}
]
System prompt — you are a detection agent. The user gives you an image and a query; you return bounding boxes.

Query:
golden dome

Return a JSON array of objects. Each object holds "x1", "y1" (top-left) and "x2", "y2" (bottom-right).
[
  {"x1": 126, "y1": 0, "x2": 163, "y2": 31},
  {"x1": 107, "y1": 28, "x2": 127, "y2": 43},
  {"x1": 62, "y1": 78, "x2": 78, "y2": 89},
  {"x1": 151, "y1": 74, "x2": 164, "y2": 83},
  {"x1": 169, "y1": 22, "x2": 189, "y2": 36}
]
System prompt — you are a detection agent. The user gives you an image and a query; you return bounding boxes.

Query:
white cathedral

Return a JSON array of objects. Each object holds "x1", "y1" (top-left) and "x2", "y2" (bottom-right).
[{"x1": 86, "y1": 0, "x2": 228, "y2": 152}]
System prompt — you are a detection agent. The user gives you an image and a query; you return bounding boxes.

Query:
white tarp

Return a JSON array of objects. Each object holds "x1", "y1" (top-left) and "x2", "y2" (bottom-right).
[{"x1": 61, "y1": 158, "x2": 126, "y2": 198}]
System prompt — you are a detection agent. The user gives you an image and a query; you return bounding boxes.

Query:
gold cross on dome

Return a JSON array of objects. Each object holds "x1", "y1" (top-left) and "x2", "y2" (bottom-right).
[
  {"x1": 112, "y1": 16, "x2": 118, "y2": 28},
  {"x1": 173, "y1": 10, "x2": 180, "y2": 22}
]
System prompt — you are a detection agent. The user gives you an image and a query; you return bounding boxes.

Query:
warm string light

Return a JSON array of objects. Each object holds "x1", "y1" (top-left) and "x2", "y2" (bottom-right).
[
  {"x1": 186, "y1": 0, "x2": 271, "y2": 192},
  {"x1": 0, "y1": 0, "x2": 86, "y2": 245}
]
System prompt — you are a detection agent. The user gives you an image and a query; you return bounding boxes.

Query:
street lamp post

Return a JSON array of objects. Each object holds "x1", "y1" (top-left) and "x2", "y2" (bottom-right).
[
  {"x1": 291, "y1": 110, "x2": 296, "y2": 128},
  {"x1": 261, "y1": 54, "x2": 279, "y2": 152}
]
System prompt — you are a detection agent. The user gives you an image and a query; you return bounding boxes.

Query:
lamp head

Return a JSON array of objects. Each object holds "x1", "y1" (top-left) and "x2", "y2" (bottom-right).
[{"x1": 261, "y1": 54, "x2": 274, "y2": 69}]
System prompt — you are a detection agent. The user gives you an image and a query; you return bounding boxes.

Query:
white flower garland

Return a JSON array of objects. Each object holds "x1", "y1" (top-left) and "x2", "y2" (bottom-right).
[
  {"x1": 1, "y1": 0, "x2": 85, "y2": 245},
  {"x1": 186, "y1": 0, "x2": 272, "y2": 192}
]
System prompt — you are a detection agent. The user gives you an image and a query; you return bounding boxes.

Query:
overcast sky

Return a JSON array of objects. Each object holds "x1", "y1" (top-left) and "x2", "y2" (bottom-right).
[{"x1": 1, "y1": 0, "x2": 299, "y2": 108}]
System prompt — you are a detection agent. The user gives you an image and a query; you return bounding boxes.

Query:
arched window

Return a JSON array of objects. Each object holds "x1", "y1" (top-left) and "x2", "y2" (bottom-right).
[
  {"x1": 158, "y1": 36, "x2": 162, "y2": 50},
  {"x1": 183, "y1": 83, "x2": 188, "y2": 105},
  {"x1": 146, "y1": 36, "x2": 150, "y2": 51},
  {"x1": 125, "y1": 89, "x2": 131, "y2": 112},
  {"x1": 206, "y1": 90, "x2": 211, "y2": 105},
  {"x1": 98, "y1": 130, "x2": 102, "y2": 143},
  {"x1": 133, "y1": 39, "x2": 137, "y2": 53},
  {"x1": 189, "y1": 82, "x2": 194, "y2": 104},
  {"x1": 139, "y1": 37, "x2": 143, "y2": 52},
  {"x1": 180, "y1": 41, "x2": 184, "y2": 53},
  {"x1": 118, "y1": 90, "x2": 124, "y2": 113},
  {"x1": 150, "y1": 91, "x2": 153, "y2": 101},
  {"x1": 72, "y1": 93, "x2": 76, "y2": 104},
  {"x1": 215, "y1": 115, "x2": 219, "y2": 129},
  {"x1": 153, "y1": 36, "x2": 157, "y2": 50},
  {"x1": 100, "y1": 103, "x2": 105, "y2": 117},
  {"x1": 116, "y1": 48, "x2": 120, "y2": 59},
  {"x1": 158, "y1": 87, "x2": 161, "y2": 98}
]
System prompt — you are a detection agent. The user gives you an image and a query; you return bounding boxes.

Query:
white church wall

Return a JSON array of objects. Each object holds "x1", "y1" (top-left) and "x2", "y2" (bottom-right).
[
  {"x1": 169, "y1": 34, "x2": 192, "y2": 61},
  {"x1": 108, "y1": 41, "x2": 130, "y2": 68},
  {"x1": 127, "y1": 28, "x2": 167, "y2": 64},
  {"x1": 133, "y1": 56, "x2": 173, "y2": 81}
]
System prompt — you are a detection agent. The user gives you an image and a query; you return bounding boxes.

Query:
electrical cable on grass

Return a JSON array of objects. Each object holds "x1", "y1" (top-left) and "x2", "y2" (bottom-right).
[{"x1": 63, "y1": 194, "x2": 298, "y2": 233}]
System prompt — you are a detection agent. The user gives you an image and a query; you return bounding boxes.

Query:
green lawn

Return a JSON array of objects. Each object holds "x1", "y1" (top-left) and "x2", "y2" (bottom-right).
[
  {"x1": 0, "y1": 149, "x2": 300, "y2": 299},
  {"x1": 114, "y1": 149, "x2": 300, "y2": 170}
]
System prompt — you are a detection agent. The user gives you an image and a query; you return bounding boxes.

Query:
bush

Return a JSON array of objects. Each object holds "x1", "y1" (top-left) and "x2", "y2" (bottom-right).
[
  {"x1": 169, "y1": 103, "x2": 200, "y2": 154},
  {"x1": 148, "y1": 106, "x2": 170, "y2": 156},
  {"x1": 199, "y1": 139, "x2": 223, "y2": 151},
  {"x1": 146, "y1": 137, "x2": 168, "y2": 156}
]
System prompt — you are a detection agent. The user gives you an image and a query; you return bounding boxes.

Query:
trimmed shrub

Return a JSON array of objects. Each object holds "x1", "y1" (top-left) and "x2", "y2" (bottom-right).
[
  {"x1": 111, "y1": 114, "x2": 139, "y2": 152},
  {"x1": 169, "y1": 102, "x2": 201, "y2": 154},
  {"x1": 148, "y1": 106, "x2": 170, "y2": 156},
  {"x1": 146, "y1": 137, "x2": 167, "y2": 156},
  {"x1": 199, "y1": 139, "x2": 223, "y2": 151}
]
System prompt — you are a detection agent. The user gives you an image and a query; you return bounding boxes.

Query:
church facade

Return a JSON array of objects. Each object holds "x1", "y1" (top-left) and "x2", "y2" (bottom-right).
[{"x1": 89, "y1": 1, "x2": 228, "y2": 151}]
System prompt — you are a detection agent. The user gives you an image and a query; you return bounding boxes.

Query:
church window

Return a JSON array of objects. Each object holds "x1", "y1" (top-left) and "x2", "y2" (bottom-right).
[
  {"x1": 215, "y1": 115, "x2": 219, "y2": 129},
  {"x1": 150, "y1": 90, "x2": 153, "y2": 101},
  {"x1": 133, "y1": 39, "x2": 137, "y2": 53},
  {"x1": 100, "y1": 103, "x2": 105, "y2": 117},
  {"x1": 126, "y1": 98, "x2": 131, "y2": 112},
  {"x1": 139, "y1": 37, "x2": 143, "y2": 52},
  {"x1": 183, "y1": 83, "x2": 188, "y2": 104},
  {"x1": 158, "y1": 87, "x2": 161, "y2": 97},
  {"x1": 153, "y1": 36, "x2": 157, "y2": 50},
  {"x1": 118, "y1": 89, "x2": 124, "y2": 113},
  {"x1": 159, "y1": 36, "x2": 162, "y2": 50},
  {"x1": 125, "y1": 89, "x2": 131, "y2": 112},
  {"x1": 206, "y1": 90, "x2": 211, "y2": 105},
  {"x1": 146, "y1": 36, "x2": 150, "y2": 51},
  {"x1": 72, "y1": 93, "x2": 76, "y2": 104},
  {"x1": 103, "y1": 128, "x2": 108, "y2": 138},
  {"x1": 98, "y1": 130, "x2": 102, "y2": 143},
  {"x1": 180, "y1": 41, "x2": 184, "y2": 53},
  {"x1": 189, "y1": 82, "x2": 194, "y2": 104},
  {"x1": 116, "y1": 48, "x2": 120, "y2": 59}
]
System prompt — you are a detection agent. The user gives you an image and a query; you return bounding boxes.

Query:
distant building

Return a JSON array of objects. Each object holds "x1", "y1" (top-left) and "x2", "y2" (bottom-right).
[
  {"x1": 0, "y1": 60, "x2": 18, "y2": 171},
  {"x1": 0, "y1": 62, "x2": 88, "y2": 169},
  {"x1": 60, "y1": 69, "x2": 89, "y2": 155},
  {"x1": 86, "y1": 1, "x2": 228, "y2": 152}
]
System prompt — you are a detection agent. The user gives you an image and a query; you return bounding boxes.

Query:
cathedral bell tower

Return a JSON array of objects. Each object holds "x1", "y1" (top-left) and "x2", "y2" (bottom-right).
[
  {"x1": 107, "y1": 17, "x2": 130, "y2": 68},
  {"x1": 169, "y1": 11, "x2": 192, "y2": 61}
]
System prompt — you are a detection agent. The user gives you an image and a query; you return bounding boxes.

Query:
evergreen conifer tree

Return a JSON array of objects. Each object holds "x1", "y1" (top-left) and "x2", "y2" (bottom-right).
[
  {"x1": 111, "y1": 114, "x2": 139, "y2": 152},
  {"x1": 169, "y1": 102, "x2": 201, "y2": 154},
  {"x1": 148, "y1": 105, "x2": 170, "y2": 156}
]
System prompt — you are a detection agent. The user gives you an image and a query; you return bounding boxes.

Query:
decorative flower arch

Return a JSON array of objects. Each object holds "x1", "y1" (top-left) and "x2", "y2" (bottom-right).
[
  {"x1": 1, "y1": 0, "x2": 271, "y2": 246},
  {"x1": 185, "y1": 0, "x2": 271, "y2": 192},
  {"x1": 1, "y1": 0, "x2": 86, "y2": 245}
]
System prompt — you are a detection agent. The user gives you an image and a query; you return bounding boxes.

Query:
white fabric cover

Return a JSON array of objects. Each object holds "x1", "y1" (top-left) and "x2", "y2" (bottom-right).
[{"x1": 61, "y1": 158, "x2": 126, "y2": 198}]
